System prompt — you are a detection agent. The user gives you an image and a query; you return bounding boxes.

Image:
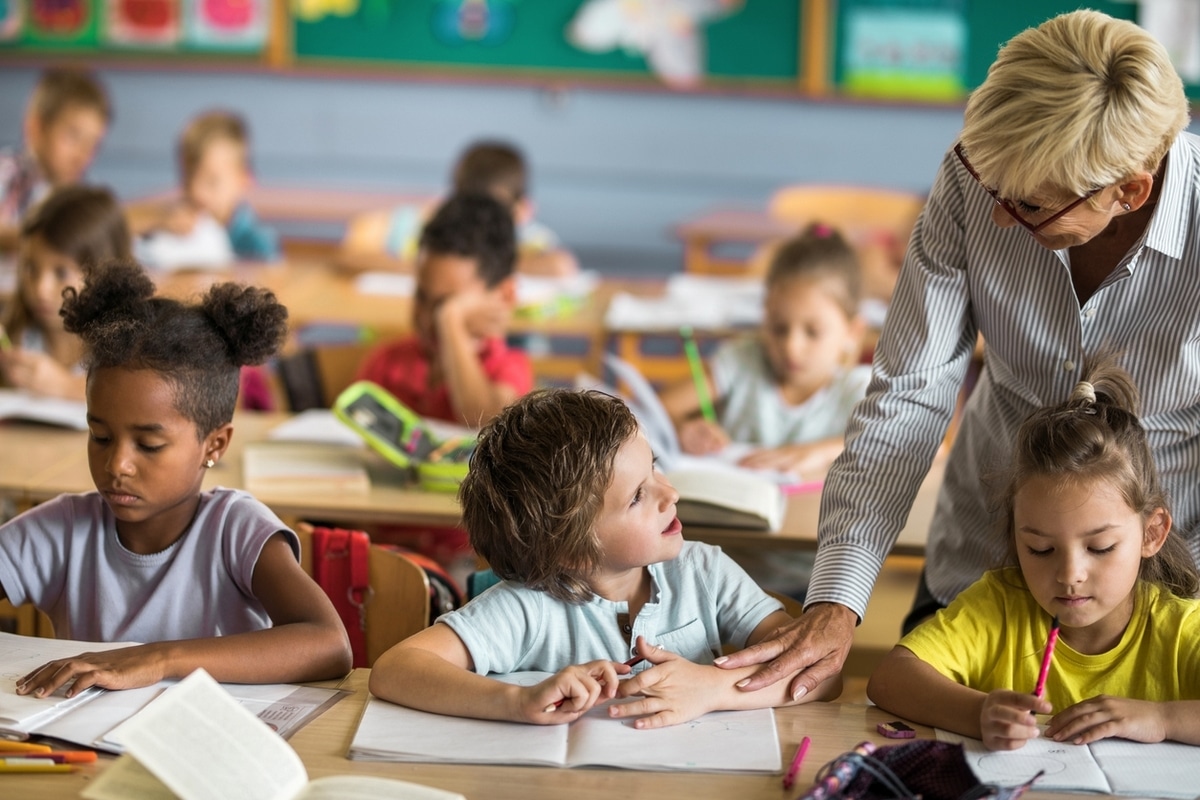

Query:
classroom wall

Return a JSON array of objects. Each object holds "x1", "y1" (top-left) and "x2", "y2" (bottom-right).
[{"x1": 2, "y1": 66, "x2": 1192, "y2": 275}]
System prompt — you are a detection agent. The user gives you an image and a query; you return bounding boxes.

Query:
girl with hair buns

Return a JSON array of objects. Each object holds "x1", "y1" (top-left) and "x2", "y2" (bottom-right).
[
  {"x1": 0, "y1": 261, "x2": 352, "y2": 698},
  {"x1": 867, "y1": 354, "x2": 1200, "y2": 751}
]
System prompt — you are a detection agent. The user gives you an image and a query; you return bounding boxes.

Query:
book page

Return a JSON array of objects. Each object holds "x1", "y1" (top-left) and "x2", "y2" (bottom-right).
[
  {"x1": 36, "y1": 682, "x2": 165, "y2": 752},
  {"x1": 268, "y1": 409, "x2": 364, "y2": 447},
  {"x1": 0, "y1": 388, "x2": 88, "y2": 429},
  {"x1": 936, "y1": 729, "x2": 1110, "y2": 793},
  {"x1": 0, "y1": 632, "x2": 138, "y2": 734},
  {"x1": 82, "y1": 754, "x2": 180, "y2": 800},
  {"x1": 106, "y1": 669, "x2": 308, "y2": 800},
  {"x1": 1089, "y1": 738, "x2": 1200, "y2": 799},
  {"x1": 566, "y1": 700, "x2": 780, "y2": 773},
  {"x1": 602, "y1": 353, "x2": 680, "y2": 465},
  {"x1": 348, "y1": 695, "x2": 569, "y2": 766}
]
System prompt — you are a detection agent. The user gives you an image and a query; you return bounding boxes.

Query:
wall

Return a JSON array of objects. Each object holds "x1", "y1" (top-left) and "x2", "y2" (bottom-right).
[{"x1": 0, "y1": 65, "x2": 984, "y2": 275}]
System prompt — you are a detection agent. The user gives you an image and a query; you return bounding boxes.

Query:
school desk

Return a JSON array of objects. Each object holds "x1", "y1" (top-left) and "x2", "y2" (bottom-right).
[
  {"x1": 2, "y1": 667, "x2": 1092, "y2": 800},
  {"x1": 674, "y1": 208, "x2": 798, "y2": 276}
]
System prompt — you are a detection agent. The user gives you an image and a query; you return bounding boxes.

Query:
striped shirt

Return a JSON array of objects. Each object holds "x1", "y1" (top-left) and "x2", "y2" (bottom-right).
[{"x1": 809, "y1": 132, "x2": 1200, "y2": 620}]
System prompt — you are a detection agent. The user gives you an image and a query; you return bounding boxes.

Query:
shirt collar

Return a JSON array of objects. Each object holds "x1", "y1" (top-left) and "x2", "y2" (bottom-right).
[{"x1": 1141, "y1": 132, "x2": 1194, "y2": 261}]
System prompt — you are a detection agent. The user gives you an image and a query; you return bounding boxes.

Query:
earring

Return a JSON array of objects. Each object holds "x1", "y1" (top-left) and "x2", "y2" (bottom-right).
[
  {"x1": 204, "y1": 459, "x2": 216, "y2": 469},
  {"x1": 1121, "y1": 202, "x2": 1132, "y2": 211}
]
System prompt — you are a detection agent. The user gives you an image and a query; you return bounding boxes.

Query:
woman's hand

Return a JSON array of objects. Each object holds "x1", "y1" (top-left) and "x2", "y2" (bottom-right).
[
  {"x1": 17, "y1": 643, "x2": 173, "y2": 699},
  {"x1": 980, "y1": 689, "x2": 1051, "y2": 751},
  {"x1": 520, "y1": 660, "x2": 628, "y2": 724},
  {"x1": 1046, "y1": 696, "x2": 1167, "y2": 745}
]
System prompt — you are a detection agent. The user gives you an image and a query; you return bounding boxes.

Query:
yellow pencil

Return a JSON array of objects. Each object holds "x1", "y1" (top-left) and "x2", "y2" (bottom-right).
[
  {"x1": 0, "y1": 758, "x2": 76, "y2": 773},
  {"x1": 0, "y1": 741, "x2": 53, "y2": 754}
]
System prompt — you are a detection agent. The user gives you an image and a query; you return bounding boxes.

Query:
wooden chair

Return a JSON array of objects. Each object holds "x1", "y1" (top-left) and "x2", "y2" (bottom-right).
[
  {"x1": 277, "y1": 339, "x2": 379, "y2": 411},
  {"x1": 295, "y1": 523, "x2": 432, "y2": 666}
]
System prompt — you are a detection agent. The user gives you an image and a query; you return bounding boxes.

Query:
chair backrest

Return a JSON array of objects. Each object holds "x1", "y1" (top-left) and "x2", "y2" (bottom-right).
[
  {"x1": 277, "y1": 340, "x2": 379, "y2": 411},
  {"x1": 295, "y1": 523, "x2": 432, "y2": 666},
  {"x1": 767, "y1": 185, "x2": 925, "y2": 238}
]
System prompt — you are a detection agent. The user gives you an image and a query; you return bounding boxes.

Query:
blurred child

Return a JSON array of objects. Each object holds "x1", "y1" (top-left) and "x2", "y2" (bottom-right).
[
  {"x1": 867, "y1": 356, "x2": 1200, "y2": 751},
  {"x1": 0, "y1": 261, "x2": 352, "y2": 696},
  {"x1": 135, "y1": 110, "x2": 279, "y2": 265},
  {"x1": 662, "y1": 223, "x2": 869, "y2": 477},
  {"x1": 341, "y1": 139, "x2": 577, "y2": 277},
  {"x1": 0, "y1": 185, "x2": 131, "y2": 399},
  {"x1": 356, "y1": 192, "x2": 533, "y2": 428},
  {"x1": 369, "y1": 389, "x2": 839, "y2": 727},
  {"x1": 0, "y1": 67, "x2": 111, "y2": 255}
]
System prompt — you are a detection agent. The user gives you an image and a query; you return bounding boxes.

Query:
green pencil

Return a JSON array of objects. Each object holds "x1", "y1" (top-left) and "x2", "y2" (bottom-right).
[
  {"x1": 0, "y1": 325, "x2": 11, "y2": 351},
  {"x1": 680, "y1": 326, "x2": 716, "y2": 424}
]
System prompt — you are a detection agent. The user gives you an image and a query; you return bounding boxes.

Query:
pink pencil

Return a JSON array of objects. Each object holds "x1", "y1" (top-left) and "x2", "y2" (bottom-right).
[
  {"x1": 782, "y1": 735, "x2": 811, "y2": 789},
  {"x1": 1033, "y1": 616, "x2": 1060, "y2": 700}
]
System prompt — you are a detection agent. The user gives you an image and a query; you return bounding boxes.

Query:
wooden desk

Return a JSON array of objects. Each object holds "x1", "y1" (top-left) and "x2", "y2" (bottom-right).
[
  {"x1": 674, "y1": 208, "x2": 797, "y2": 276},
  {"x1": 3, "y1": 668, "x2": 1090, "y2": 800},
  {"x1": 127, "y1": 186, "x2": 435, "y2": 228}
]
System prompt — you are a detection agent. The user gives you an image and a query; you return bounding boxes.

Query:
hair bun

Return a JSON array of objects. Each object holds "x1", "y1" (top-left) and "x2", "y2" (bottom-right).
[
  {"x1": 60, "y1": 260, "x2": 155, "y2": 336},
  {"x1": 200, "y1": 283, "x2": 288, "y2": 367}
]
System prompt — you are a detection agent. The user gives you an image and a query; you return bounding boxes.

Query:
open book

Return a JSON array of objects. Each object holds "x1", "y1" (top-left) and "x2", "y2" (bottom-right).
[
  {"x1": 0, "y1": 632, "x2": 345, "y2": 752},
  {"x1": 596, "y1": 354, "x2": 788, "y2": 531},
  {"x1": 939, "y1": 729, "x2": 1200, "y2": 799},
  {"x1": 0, "y1": 388, "x2": 88, "y2": 429},
  {"x1": 350, "y1": 672, "x2": 780, "y2": 774},
  {"x1": 83, "y1": 669, "x2": 464, "y2": 800},
  {"x1": 243, "y1": 441, "x2": 371, "y2": 495}
]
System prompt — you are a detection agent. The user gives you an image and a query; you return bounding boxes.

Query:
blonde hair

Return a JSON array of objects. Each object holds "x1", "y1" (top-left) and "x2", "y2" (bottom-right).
[
  {"x1": 996, "y1": 352, "x2": 1199, "y2": 598},
  {"x1": 177, "y1": 110, "x2": 250, "y2": 186},
  {"x1": 961, "y1": 10, "x2": 1187, "y2": 202}
]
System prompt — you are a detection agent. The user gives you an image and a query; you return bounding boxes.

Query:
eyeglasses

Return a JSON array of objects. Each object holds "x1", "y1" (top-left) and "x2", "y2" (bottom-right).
[{"x1": 953, "y1": 142, "x2": 1102, "y2": 235}]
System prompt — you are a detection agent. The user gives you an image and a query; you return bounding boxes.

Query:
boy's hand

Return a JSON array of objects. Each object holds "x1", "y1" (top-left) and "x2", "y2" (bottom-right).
[
  {"x1": 609, "y1": 636, "x2": 717, "y2": 729},
  {"x1": 0, "y1": 348, "x2": 76, "y2": 398},
  {"x1": 438, "y1": 288, "x2": 510, "y2": 342},
  {"x1": 16, "y1": 644, "x2": 171, "y2": 699},
  {"x1": 521, "y1": 660, "x2": 628, "y2": 724},
  {"x1": 1046, "y1": 696, "x2": 1166, "y2": 745},
  {"x1": 679, "y1": 419, "x2": 730, "y2": 455},
  {"x1": 980, "y1": 689, "x2": 1050, "y2": 751},
  {"x1": 161, "y1": 202, "x2": 199, "y2": 235}
]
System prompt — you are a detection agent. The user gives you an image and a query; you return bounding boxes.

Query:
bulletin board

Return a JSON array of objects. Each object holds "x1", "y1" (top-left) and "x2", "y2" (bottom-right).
[{"x1": 289, "y1": 0, "x2": 804, "y2": 91}]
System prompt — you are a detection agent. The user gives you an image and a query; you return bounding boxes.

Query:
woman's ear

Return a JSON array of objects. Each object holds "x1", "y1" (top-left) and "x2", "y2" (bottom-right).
[
  {"x1": 1142, "y1": 506, "x2": 1172, "y2": 558},
  {"x1": 1116, "y1": 171, "x2": 1155, "y2": 213}
]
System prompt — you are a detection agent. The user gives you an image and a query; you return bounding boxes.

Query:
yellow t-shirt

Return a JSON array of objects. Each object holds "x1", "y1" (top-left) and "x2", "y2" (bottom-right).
[{"x1": 899, "y1": 568, "x2": 1200, "y2": 712}]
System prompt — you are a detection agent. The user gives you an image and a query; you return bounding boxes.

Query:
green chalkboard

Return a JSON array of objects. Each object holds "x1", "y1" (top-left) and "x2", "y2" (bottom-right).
[
  {"x1": 833, "y1": 0, "x2": 1199, "y2": 103},
  {"x1": 291, "y1": 0, "x2": 802, "y2": 87}
]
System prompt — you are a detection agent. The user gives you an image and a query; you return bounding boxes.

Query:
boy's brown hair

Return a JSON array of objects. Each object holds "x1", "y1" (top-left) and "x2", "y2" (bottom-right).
[
  {"x1": 459, "y1": 389, "x2": 638, "y2": 604},
  {"x1": 30, "y1": 67, "x2": 112, "y2": 126},
  {"x1": 767, "y1": 222, "x2": 862, "y2": 319},
  {"x1": 177, "y1": 110, "x2": 249, "y2": 185},
  {"x1": 452, "y1": 140, "x2": 527, "y2": 206}
]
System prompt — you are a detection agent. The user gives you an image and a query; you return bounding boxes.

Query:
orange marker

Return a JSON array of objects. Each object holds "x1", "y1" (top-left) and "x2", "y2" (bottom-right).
[{"x1": 21, "y1": 750, "x2": 98, "y2": 764}]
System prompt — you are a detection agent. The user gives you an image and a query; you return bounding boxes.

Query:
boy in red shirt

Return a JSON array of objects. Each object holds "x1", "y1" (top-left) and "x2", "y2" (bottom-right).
[{"x1": 356, "y1": 192, "x2": 532, "y2": 428}]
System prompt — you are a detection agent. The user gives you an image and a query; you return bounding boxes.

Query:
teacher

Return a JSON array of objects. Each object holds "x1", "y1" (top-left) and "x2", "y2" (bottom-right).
[{"x1": 719, "y1": 10, "x2": 1200, "y2": 697}]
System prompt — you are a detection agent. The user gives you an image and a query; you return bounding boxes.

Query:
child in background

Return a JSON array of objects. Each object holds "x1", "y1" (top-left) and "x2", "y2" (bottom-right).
[
  {"x1": 341, "y1": 139, "x2": 578, "y2": 277},
  {"x1": 0, "y1": 67, "x2": 111, "y2": 256},
  {"x1": 0, "y1": 261, "x2": 352, "y2": 697},
  {"x1": 355, "y1": 192, "x2": 533, "y2": 428},
  {"x1": 662, "y1": 223, "x2": 869, "y2": 477},
  {"x1": 369, "y1": 389, "x2": 840, "y2": 727},
  {"x1": 135, "y1": 110, "x2": 279, "y2": 265},
  {"x1": 0, "y1": 185, "x2": 131, "y2": 400},
  {"x1": 867, "y1": 357, "x2": 1200, "y2": 750}
]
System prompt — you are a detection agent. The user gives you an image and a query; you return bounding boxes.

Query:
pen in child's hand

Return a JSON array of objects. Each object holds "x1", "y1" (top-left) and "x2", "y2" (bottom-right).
[
  {"x1": 546, "y1": 655, "x2": 648, "y2": 712},
  {"x1": 0, "y1": 324, "x2": 12, "y2": 351},
  {"x1": 1033, "y1": 615, "x2": 1060, "y2": 702},
  {"x1": 680, "y1": 326, "x2": 717, "y2": 424}
]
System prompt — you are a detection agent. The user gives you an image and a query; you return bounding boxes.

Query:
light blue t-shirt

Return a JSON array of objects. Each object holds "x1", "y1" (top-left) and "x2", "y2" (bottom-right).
[
  {"x1": 711, "y1": 336, "x2": 871, "y2": 449},
  {"x1": 0, "y1": 488, "x2": 297, "y2": 642},
  {"x1": 441, "y1": 541, "x2": 782, "y2": 675}
]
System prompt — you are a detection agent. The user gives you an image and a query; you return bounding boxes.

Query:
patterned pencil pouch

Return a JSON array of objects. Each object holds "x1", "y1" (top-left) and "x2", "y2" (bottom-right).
[{"x1": 799, "y1": 739, "x2": 1040, "y2": 800}]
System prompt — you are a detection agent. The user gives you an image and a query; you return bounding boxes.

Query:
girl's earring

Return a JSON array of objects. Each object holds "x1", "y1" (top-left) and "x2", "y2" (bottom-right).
[{"x1": 204, "y1": 459, "x2": 216, "y2": 469}]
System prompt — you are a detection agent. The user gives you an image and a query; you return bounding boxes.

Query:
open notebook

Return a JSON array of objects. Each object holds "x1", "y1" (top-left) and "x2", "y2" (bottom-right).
[
  {"x1": 350, "y1": 672, "x2": 780, "y2": 773},
  {"x1": 938, "y1": 729, "x2": 1200, "y2": 799}
]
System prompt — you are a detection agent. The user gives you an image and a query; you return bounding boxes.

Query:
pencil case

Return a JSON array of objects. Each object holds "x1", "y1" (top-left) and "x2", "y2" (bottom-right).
[{"x1": 333, "y1": 381, "x2": 441, "y2": 470}]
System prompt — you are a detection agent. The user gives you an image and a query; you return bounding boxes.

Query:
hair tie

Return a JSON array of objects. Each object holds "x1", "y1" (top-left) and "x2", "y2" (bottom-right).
[
  {"x1": 1071, "y1": 380, "x2": 1096, "y2": 404},
  {"x1": 812, "y1": 223, "x2": 833, "y2": 238}
]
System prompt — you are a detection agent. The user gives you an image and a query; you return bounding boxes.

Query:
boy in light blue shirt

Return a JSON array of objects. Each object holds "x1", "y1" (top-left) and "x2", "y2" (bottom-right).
[{"x1": 369, "y1": 389, "x2": 840, "y2": 728}]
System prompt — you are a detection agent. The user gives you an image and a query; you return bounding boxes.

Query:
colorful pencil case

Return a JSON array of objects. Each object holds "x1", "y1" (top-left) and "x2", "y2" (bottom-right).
[{"x1": 333, "y1": 381, "x2": 446, "y2": 470}]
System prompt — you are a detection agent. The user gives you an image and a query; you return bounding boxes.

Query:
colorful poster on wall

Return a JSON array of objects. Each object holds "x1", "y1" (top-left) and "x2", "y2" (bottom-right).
[
  {"x1": 186, "y1": 0, "x2": 267, "y2": 49},
  {"x1": 840, "y1": 0, "x2": 966, "y2": 101},
  {"x1": 105, "y1": 0, "x2": 183, "y2": 46},
  {"x1": 25, "y1": 0, "x2": 98, "y2": 45},
  {"x1": 0, "y1": 0, "x2": 22, "y2": 41}
]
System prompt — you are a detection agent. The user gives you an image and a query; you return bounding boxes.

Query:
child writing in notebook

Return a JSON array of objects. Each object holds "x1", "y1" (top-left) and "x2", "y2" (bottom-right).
[
  {"x1": 355, "y1": 192, "x2": 533, "y2": 427},
  {"x1": 661, "y1": 223, "x2": 870, "y2": 478},
  {"x1": 134, "y1": 110, "x2": 279, "y2": 265},
  {"x1": 1, "y1": 66, "x2": 111, "y2": 255},
  {"x1": 340, "y1": 139, "x2": 577, "y2": 277},
  {"x1": 0, "y1": 261, "x2": 352, "y2": 698},
  {"x1": 0, "y1": 185, "x2": 131, "y2": 399},
  {"x1": 369, "y1": 389, "x2": 840, "y2": 728},
  {"x1": 867, "y1": 356, "x2": 1200, "y2": 750}
]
